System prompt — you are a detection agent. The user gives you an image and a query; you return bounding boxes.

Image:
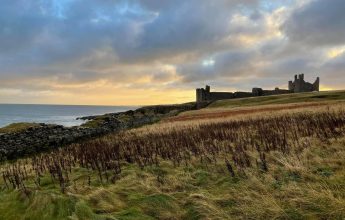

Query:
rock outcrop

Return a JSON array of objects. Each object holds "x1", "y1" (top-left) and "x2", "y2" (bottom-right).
[{"x1": 0, "y1": 102, "x2": 197, "y2": 161}]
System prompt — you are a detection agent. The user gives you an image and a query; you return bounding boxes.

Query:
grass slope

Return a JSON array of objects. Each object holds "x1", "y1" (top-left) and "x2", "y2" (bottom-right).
[
  {"x1": 0, "y1": 139, "x2": 344, "y2": 220},
  {"x1": 209, "y1": 90, "x2": 345, "y2": 108},
  {"x1": 0, "y1": 123, "x2": 39, "y2": 134},
  {"x1": 1, "y1": 98, "x2": 345, "y2": 220}
]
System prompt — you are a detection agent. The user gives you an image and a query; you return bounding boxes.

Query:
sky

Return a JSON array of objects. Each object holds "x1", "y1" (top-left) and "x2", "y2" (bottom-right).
[{"x1": 0, "y1": 0, "x2": 344, "y2": 105}]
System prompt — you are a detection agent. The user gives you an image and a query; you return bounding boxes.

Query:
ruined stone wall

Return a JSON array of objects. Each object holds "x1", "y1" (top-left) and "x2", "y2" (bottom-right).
[
  {"x1": 196, "y1": 74, "x2": 319, "y2": 103},
  {"x1": 196, "y1": 89, "x2": 256, "y2": 102},
  {"x1": 233, "y1": 92, "x2": 254, "y2": 98},
  {"x1": 313, "y1": 77, "x2": 320, "y2": 91},
  {"x1": 209, "y1": 91, "x2": 256, "y2": 100},
  {"x1": 196, "y1": 88, "x2": 205, "y2": 103},
  {"x1": 196, "y1": 85, "x2": 293, "y2": 103},
  {"x1": 289, "y1": 74, "x2": 320, "y2": 93},
  {"x1": 208, "y1": 92, "x2": 235, "y2": 100},
  {"x1": 262, "y1": 89, "x2": 292, "y2": 96}
]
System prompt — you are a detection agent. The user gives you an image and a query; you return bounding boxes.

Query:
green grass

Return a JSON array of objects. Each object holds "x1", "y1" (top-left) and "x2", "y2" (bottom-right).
[
  {"x1": 0, "y1": 123, "x2": 40, "y2": 134},
  {"x1": 81, "y1": 115, "x2": 109, "y2": 128},
  {"x1": 0, "y1": 138, "x2": 344, "y2": 219},
  {"x1": 208, "y1": 90, "x2": 345, "y2": 108}
]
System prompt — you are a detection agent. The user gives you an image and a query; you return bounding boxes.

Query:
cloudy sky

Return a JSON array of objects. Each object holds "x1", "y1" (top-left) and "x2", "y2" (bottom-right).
[{"x1": 0, "y1": 0, "x2": 344, "y2": 105}]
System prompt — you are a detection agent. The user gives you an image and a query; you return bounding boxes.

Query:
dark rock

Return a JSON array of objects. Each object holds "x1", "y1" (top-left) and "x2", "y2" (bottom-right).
[{"x1": 0, "y1": 102, "x2": 198, "y2": 161}]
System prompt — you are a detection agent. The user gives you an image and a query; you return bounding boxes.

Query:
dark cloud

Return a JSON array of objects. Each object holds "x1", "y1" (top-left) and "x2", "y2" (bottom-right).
[
  {"x1": 178, "y1": 50, "x2": 258, "y2": 84},
  {"x1": 140, "y1": 1, "x2": 241, "y2": 50},
  {"x1": 262, "y1": 56, "x2": 319, "y2": 78},
  {"x1": 321, "y1": 53, "x2": 345, "y2": 84},
  {"x1": 0, "y1": 1, "x2": 48, "y2": 53},
  {"x1": 0, "y1": 0, "x2": 344, "y2": 104},
  {"x1": 283, "y1": 0, "x2": 345, "y2": 46},
  {"x1": 0, "y1": 0, "x2": 261, "y2": 79}
]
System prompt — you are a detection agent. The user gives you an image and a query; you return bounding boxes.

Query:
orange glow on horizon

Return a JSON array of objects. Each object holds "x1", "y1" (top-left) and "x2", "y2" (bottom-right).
[{"x1": 320, "y1": 85, "x2": 335, "y2": 91}]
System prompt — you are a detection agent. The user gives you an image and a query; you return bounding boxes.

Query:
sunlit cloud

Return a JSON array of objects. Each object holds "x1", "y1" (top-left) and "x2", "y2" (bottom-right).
[
  {"x1": 0, "y1": 0, "x2": 344, "y2": 105},
  {"x1": 327, "y1": 46, "x2": 345, "y2": 59},
  {"x1": 202, "y1": 59, "x2": 215, "y2": 67}
]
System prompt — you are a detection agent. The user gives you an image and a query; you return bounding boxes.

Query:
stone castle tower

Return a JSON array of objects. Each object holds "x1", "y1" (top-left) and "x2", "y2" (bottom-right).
[
  {"x1": 288, "y1": 74, "x2": 320, "y2": 93},
  {"x1": 196, "y1": 85, "x2": 210, "y2": 103}
]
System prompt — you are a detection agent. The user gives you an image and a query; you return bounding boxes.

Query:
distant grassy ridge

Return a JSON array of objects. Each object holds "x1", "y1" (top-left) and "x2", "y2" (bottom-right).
[
  {"x1": 165, "y1": 102, "x2": 331, "y2": 122},
  {"x1": 208, "y1": 90, "x2": 345, "y2": 108},
  {"x1": 0, "y1": 123, "x2": 40, "y2": 134}
]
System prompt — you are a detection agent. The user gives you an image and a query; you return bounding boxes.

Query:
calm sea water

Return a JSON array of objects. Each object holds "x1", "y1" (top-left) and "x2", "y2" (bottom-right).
[{"x1": 0, "y1": 104, "x2": 136, "y2": 128}]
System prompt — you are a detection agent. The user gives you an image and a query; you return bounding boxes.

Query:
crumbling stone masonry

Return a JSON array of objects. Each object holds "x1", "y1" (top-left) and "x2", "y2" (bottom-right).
[
  {"x1": 196, "y1": 74, "x2": 320, "y2": 103},
  {"x1": 288, "y1": 74, "x2": 320, "y2": 93}
]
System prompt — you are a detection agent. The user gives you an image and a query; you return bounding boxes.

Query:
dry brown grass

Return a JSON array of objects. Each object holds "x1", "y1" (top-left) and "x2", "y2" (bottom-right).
[
  {"x1": 141, "y1": 101, "x2": 345, "y2": 136},
  {"x1": 1, "y1": 101, "x2": 345, "y2": 219},
  {"x1": 163, "y1": 101, "x2": 335, "y2": 123},
  {"x1": 2, "y1": 102, "x2": 345, "y2": 192}
]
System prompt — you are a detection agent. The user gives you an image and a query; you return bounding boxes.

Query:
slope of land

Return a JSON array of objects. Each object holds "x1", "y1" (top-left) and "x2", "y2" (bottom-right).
[
  {"x1": 0, "y1": 123, "x2": 40, "y2": 134},
  {"x1": 0, "y1": 93, "x2": 345, "y2": 220},
  {"x1": 165, "y1": 90, "x2": 345, "y2": 123},
  {"x1": 208, "y1": 90, "x2": 345, "y2": 108}
]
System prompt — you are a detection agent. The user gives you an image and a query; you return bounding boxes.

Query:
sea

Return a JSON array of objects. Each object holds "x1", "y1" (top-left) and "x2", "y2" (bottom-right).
[{"x1": 0, "y1": 104, "x2": 137, "y2": 128}]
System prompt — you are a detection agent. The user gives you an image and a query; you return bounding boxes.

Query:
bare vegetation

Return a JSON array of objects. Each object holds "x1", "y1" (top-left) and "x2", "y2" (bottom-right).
[
  {"x1": 2, "y1": 105, "x2": 345, "y2": 193},
  {"x1": 1, "y1": 102, "x2": 345, "y2": 219},
  {"x1": 165, "y1": 102, "x2": 330, "y2": 122}
]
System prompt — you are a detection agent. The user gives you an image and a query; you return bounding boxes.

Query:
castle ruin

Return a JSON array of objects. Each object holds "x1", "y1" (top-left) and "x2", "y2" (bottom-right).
[
  {"x1": 196, "y1": 74, "x2": 320, "y2": 103},
  {"x1": 289, "y1": 74, "x2": 320, "y2": 93}
]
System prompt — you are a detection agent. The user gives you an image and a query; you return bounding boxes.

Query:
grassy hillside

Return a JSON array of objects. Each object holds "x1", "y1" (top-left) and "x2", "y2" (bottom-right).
[
  {"x1": 0, "y1": 99, "x2": 345, "y2": 219},
  {"x1": 1, "y1": 142, "x2": 344, "y2": 220},
  {"x1": 0, "y1": 123, "x2": 39, "y2": 134},
  {"x1": 208, "y1": 90, "x2": 345, "y2": 108}
]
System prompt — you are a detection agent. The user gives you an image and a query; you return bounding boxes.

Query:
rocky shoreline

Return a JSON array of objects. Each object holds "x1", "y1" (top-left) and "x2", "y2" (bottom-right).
[{"x1": 0, "y1": 102, "x2": 200, "y2": 161}]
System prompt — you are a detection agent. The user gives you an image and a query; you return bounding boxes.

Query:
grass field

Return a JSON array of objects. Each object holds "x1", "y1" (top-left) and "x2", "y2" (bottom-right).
[
  {"x1": 1, "y1": 92, "x2": 345, "y2": 220},
  {"x1": 208, "y1": 90, "x2": 345, "y2": 108}
]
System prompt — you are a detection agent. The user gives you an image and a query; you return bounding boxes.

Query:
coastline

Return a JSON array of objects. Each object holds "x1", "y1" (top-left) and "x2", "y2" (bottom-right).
[
  {"x1": 0, "y1": 102, "x2": 199, "y2": 161},
  {"x1": 0, "y1": 104, "x2": 136, "y2": 128}
]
